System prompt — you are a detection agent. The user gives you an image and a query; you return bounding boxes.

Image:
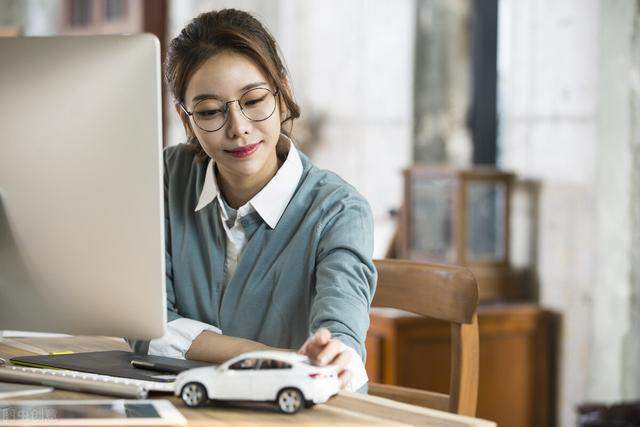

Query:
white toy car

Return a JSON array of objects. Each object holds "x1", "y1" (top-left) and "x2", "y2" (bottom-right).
[{"x1": 174, "y1": 351, "x2": 340, "y2": 414}]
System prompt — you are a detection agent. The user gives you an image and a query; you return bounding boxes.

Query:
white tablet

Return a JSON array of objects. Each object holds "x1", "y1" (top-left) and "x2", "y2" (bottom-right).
[{"x1": 0, "y1": 400, "x2": 186, "y2": 426}]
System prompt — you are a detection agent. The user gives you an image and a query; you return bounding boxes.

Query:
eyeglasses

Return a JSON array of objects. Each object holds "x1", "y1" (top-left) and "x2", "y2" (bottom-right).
[{"x1": 180, "y1": 87, "x2": 279, "y2": 133}]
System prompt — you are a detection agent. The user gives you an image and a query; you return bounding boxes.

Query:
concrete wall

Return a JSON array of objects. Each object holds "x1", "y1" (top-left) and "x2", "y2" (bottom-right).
[
  {"x1": 498, "y1": 0, "x2": 640, "y2": 425},
  {"x1": 593, "y1": 0, "x2": 640, "y2": 401},
  {"x1": 413, "y1": 0, "x2": 472, "y2": 166},
  {"x1": 628, "y1": 1, "x2": 640, "y2": 398}
]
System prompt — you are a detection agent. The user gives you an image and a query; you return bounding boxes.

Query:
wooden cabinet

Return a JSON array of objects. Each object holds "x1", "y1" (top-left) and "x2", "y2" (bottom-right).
[
  {"x1": 397, "y1": 167, "x2": 516, "y2": 300},
  {"x1": 365, "y1": 304, "x2": 555, "y2": 427}
]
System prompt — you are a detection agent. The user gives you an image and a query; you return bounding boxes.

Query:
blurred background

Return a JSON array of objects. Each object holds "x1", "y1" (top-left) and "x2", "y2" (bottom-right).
[{"x1": 1, "y1": 1, "x2": 638, "y2": 426}]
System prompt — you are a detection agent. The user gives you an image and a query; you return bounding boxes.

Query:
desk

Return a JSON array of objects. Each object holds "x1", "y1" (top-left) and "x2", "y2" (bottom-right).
[{"x1": 0, "y1": 336, "x2": 495, "y2": 427}]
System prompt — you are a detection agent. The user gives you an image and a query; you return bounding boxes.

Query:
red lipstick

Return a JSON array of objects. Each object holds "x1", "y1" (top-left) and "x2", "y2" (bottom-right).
[{"x1": 227, "y1": 143, "x2": 260, "y2": 158}]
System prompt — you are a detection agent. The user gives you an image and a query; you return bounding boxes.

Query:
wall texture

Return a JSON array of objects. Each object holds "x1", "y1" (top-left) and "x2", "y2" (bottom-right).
[
  {"x1": 413, "y1": 0, "x2": 472, "y2": 166},
  {"x1": 593, "y1": 0, "x2": 640, "y2": 401},
  {"x1": 498, "y1": 0, "x2": 640, "y2": 425}
]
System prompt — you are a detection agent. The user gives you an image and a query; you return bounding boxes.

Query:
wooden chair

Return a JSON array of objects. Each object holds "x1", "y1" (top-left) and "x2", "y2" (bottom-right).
[{"x1": 367, "y1": 259, "x2": 480, "y2": 417}]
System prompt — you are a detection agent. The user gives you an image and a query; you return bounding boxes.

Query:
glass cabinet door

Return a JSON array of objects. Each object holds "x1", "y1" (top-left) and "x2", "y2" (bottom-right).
[
  {"x1": 465, "y1": 181, "x2": 506, "y2": 262},
  {"x1": 410, "y1": 176, "x2": 455, "y2": 262}
]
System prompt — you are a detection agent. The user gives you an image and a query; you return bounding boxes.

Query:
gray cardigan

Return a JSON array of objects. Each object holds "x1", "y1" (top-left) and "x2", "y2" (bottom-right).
[{"x1": 131, "y1": 144, "x2": 377, "y2": 361}]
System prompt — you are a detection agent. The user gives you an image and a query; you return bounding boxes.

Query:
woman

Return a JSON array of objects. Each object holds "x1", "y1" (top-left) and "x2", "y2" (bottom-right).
[{"x1": 132, "y1": 9, "x2": 376, "y2": 392}]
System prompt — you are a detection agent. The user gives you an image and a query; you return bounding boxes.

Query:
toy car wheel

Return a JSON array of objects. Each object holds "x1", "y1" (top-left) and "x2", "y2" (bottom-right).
[
  {"x1": 181, "y1": 382, "x2": 207, "y2": 408},
  {"x1": 277, "y1": 388, "x2": 304, "y2": 414}
]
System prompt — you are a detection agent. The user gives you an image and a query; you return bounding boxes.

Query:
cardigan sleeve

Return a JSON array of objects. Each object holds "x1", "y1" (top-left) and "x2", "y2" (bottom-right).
[{"x1": 309, "y1": 194, "x2": 377, "y2": 361}]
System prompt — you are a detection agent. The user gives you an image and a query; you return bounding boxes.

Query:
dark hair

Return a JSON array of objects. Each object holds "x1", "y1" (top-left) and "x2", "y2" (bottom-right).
[{"x1": 166, "y1": 9, "x2": 301, "y2": 159}]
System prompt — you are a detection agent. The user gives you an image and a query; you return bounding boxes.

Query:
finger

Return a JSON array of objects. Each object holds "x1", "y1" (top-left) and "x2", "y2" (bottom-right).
[
  {"x1": 338, "y1": 369, "x2": 353, "y2": 389},
  {"x1": 298, "y1": 328, "x2": 330, "y2": 353},
  {"x1": 312, "y1": 328, "x2": 331, "y2": 345},
  {"x1": 328, "y1": 348, "x2": 352, "y2": 371},
  {"x1": 315, "y1": 339, "x2": 343, "y2": 365},
  {"x1": 298, "y1": 328, "x2": 331, "y2": 356}
]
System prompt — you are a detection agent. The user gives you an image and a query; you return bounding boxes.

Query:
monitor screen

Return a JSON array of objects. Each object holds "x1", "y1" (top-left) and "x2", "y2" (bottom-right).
[{"x1": 0, "y1": 35, "x2": 165, "y2": 340}]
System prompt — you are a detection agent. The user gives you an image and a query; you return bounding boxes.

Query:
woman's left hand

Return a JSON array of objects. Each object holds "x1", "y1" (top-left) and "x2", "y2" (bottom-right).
[{"x1": 298, "y1": 328, "x2": 353, "y2": 389}]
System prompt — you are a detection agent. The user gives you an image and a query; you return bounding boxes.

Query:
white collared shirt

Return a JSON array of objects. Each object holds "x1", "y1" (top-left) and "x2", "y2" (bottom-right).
[
  {"x1": 149, "y1": 141, "x2": 368, "y2": 391},
  {"x1": 194, "y1": 140, "x2": 304, "y2": 290}
]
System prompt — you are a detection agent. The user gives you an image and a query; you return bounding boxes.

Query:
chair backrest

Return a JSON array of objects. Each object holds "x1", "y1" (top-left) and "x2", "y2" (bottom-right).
[{"x1": 370, "y1": 258, "x2": 479, "y2": 416}]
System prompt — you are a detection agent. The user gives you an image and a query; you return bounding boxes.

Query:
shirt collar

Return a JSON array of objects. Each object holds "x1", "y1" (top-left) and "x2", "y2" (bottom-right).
[
  {"x1": 194, "y1": 138, "x2": 303, "y2": 229},
  {"x1": 194, "y1": 159, "x2": 220, "y2": 212}
]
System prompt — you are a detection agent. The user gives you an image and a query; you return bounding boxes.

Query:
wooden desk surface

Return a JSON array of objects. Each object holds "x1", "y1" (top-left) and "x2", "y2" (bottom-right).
[{"x1": 0, "y1": 336, "x2": 495, "y2": 427}]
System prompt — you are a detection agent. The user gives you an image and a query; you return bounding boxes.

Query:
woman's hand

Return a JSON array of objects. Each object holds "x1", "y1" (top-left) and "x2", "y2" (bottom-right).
[{"x1": 298, "y1": 328, "x2": 353, "y2": 389}]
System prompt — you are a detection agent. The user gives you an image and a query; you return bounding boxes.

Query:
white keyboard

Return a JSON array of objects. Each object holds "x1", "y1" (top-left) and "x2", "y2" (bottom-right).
[{"x1": 0, "y1": 365, "x2": 175, "y2": 399}]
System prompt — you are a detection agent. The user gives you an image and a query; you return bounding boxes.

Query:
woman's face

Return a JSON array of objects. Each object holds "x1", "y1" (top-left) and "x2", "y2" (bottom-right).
[{"x1": 183, "y1": 51, "x2": 282, "y2": 182}]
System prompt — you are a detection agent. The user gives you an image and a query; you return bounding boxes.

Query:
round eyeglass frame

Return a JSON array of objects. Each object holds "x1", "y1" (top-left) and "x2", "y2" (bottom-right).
[{"x1": 179, "y1": 87, "x2": 280, "y2": 133}]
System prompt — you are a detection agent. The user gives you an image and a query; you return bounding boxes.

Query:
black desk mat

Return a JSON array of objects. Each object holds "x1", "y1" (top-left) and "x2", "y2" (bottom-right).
[{"x1": 10, "y1": 350, "x2": 215, "y2": 382}]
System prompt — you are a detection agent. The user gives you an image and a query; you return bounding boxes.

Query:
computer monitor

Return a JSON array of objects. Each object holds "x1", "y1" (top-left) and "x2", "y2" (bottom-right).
[{"x1": 0, "y1": 35, "x2": 166, "y2": 339}]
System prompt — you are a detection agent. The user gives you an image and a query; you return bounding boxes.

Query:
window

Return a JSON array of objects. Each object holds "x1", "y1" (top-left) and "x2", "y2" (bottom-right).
[
  {"x1": 229, "y1": 358, "x2": 257, "y2": 370},
  {"x1": 105, "y1": 0, "x2": 125, "y2": 20},
  {"x1": 69, "y1": 0, "x2": 91, "y2": 27},
  {"x1": 257, "y1": 359, "x2": 292, "y2": 370}
]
